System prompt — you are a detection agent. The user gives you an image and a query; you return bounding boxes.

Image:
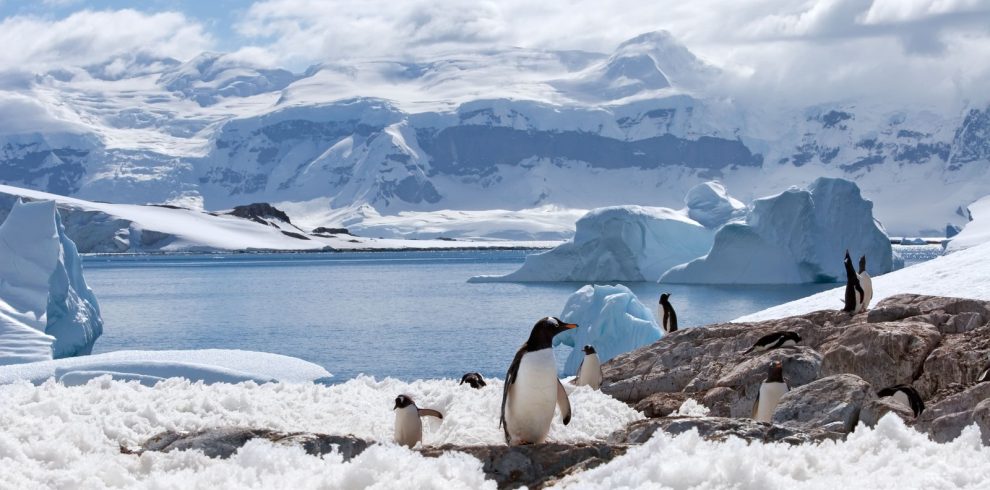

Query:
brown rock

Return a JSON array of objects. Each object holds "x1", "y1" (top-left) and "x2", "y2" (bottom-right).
[
  {"x1": 772, "y1": 374, "x2": 874, "y2": 433},
  {"x1": 607, "y1": 417, "x2": 841, "y2": 445},
  {"x1": 820, "y1": 321, "x2": 941, "y2": 389}
]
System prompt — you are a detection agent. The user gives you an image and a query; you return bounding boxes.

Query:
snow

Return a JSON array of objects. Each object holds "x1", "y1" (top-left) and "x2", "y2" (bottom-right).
[
  {"x1": 0, "y1": 349, "x2": 332, "y2": 385},
  {"x1": 662, "y1": 178, "x2": 894, "y2": 284},
  {"x1": 553, "y1": 285, "x2": 662, "y2": 376},
  {"x1": 470, "y1": 206, "x2": 713, "y2": 282},
  {"x1": 0, "y1": 199, "x2": 102, "y2": 365},
  {"x1": 556, "y1": 414, "x2": 990, "y2": 488},
  {"x1": 736, "y1": 240, "x2": 990, "y2": 322},
  {"x1": 946, "y1": 194, "x2": 990, "y2": 253},
  {"x1": 0, "y1": 375, "x2": 640, "y2": 488},
  {"x1": 684, "y1": 181, "x2": 746, "y2": 228}
]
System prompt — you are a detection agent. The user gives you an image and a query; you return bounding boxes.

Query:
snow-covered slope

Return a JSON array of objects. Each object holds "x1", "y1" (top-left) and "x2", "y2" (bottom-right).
[
  {"x1": 736, "y1": 240, "x2": 990, "y2": 322},
  {"x1": 553, "y1": 285, "x2": 662, "y2": 376},
  {"x1": 0, "y1": 32, "x2": 987, "y2": 236},
  {"x1": 662, "y1": 178, "x2": 894, "y2": 284},
  {"x1": 946, "y1": 195, "x2": 990, "y2": 253},
  {"x1": 0, "y1": 199, "x2": 102, "y2": 365}
]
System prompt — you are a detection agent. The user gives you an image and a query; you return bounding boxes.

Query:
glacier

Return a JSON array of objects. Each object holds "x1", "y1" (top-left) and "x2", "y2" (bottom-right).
[
  {"x1": 661, "y1": 178, "x2": 895, "y2": 285},
  {"x1": 470, "y1": 205, "x2": 713, "y2": 282},
  {"x1": 553, "y1": 284, "x2": 662, "y2": 376},
  {"x1": 0, "y1": 199, "x2": 102, "y2": 365}
]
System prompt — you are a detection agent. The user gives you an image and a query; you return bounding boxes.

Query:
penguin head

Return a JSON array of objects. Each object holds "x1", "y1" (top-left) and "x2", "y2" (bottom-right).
[
  {"x1": 659, "y1": 293, "x2": 671, "y2": 304},
  {"x1": 787, "y1": 331, "x2": 802, "y2": 342},
  {"x1": 844, "y1": 249, "x2": 851, "y2": 261},
  {"x1": 766, "y1": 360, "x2": 784, "y2": 382},
  {"x1": 527, "y1": 317, "x2": 577, "y2": 349},
  {"x1": 459, "y1": 372, "x2": 486, "y2": 388},
  {"x1": 583, "y1": 345, "x2": 597, "y2": 355},
  {"x1": 858, "y1": 255, "x2": 867, "y2": 274},
  {"x1": 394, "y1": 394, "x2": 415, "y2": 410}
]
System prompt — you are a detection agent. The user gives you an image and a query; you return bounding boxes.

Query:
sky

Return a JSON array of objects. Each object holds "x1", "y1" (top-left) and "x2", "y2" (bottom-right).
[{"x1": 0, "y1": 0, "x2": 988, "y2": 108}]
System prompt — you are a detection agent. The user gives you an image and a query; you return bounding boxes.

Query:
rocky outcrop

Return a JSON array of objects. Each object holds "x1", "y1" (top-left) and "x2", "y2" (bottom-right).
[
  {"x1": 916, "y1": 383, "x2": 990, "y2": 444},
  {"x1": 608, "y1": 416, "x2": 840, "y2": 445},
  {"x1": 133, "y1": 427, "x2": 371, "y2": 460},
  {"x1": 227, "y1": 202, "x2": 293, "y2": 224},
  {"x1": 602, "y1": 294, "x2": 990, "y2": 442}
]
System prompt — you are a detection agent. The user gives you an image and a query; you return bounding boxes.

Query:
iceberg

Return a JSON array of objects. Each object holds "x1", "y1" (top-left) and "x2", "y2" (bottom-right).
[
  {"x1": 661, "y1": 178, "x2": 894, "y2": 284},
  {"x1": 553, "y1": 285, "x2": 662, "y2": 376},
  {"x1": 0, "y1": 199, "x2": 102, "y2": 365},
  {"x1": 471, "y1": 206, "x2": 714, "y2": 282},
  {"x1": 684, "y1": 181, "x2": 746, "y2": 228}
]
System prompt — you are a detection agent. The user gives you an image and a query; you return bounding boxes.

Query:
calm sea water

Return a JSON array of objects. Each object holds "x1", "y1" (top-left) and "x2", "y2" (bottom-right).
[{"x1": 82, "y1": 246, "x2": 939, "y2": 381}]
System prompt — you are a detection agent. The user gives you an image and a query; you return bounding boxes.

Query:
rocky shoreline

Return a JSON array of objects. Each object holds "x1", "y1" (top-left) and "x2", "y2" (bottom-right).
[{"x1": 130, "y1": 294, "x2": 990, "y2": 488}]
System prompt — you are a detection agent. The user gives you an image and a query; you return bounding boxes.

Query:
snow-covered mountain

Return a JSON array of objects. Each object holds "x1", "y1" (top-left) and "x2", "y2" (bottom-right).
[{"x1": 1, "y1": 31, "x2": 987, "y2": 236}]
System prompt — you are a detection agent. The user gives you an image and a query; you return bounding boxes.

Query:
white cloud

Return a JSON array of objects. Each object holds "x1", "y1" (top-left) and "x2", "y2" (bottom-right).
[{"x1": 0, "y1": 9, "x2": 213, "y2": 71}]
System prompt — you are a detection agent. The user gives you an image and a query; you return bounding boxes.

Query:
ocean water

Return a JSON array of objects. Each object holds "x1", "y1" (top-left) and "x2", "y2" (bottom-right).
[{"x1": 81, "y1": 249, "x2": 930, "y2": 381}]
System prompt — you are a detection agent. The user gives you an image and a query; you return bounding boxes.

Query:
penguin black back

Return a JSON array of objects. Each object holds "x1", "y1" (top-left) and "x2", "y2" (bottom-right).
[
  {"x1": 877, "y1": 384, "x2": 924, "y2": 417},
  {"x1": 842, "y1": 251, "x2": 863, "y2": 313},
  {"x1": 743, "y1": 331, "x2": 802, "y2": 354},
  {"x1": 659, "y1": 293, "x2": 678, "y2": 333},
  {"x1": 460, "y1": 372, "x2": 487, "y2": 389}
]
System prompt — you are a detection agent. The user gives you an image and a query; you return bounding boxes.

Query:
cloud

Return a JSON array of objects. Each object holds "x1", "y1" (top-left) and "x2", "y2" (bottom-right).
[{"x1": 0, "y1": 9, "x2": 213, "y2": 71}]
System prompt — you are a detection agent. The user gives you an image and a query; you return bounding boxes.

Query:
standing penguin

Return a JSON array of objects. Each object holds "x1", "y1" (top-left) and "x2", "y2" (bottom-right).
[
  {"x1": 842, "y1": 251, "x2": 865, "y2": 314},
  {"x1": 460, "y1": 372, "x2": 487, "y2": 389},
  {"x1": 659, "y1": 293, "x2": 678, "y2": 334},
  {"x1": 857, "y1": 256, "x2": 873, "y2": 313},
  {"x1": 752, "y1": 360, "x2": 788, "y2": 423},
  {"x1": 393, "y1": 394, "x2": 443, "y2": 448},
  {"x1": 500, "y1": 317, "x2": 576, "y2": 445},
  {"x1": 877, "y1": 385, "x2": 924, "y2": 417},
  {"x1": 574, "y1": 345, "x2": 603, "y2": 390}
]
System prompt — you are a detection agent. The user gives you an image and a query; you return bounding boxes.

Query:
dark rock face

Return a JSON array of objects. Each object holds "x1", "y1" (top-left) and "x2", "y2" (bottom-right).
[
  {"x1": 227, "y1": 202, "x2": 292, "y2": 224},
  {"x1": 602, "y1": 294, "x2": 990, "y2": 441},
  {"x1": 312, "y1": 226, "x2": 351, "y2": 235},
  {"x1": 134, "y1": 428, "x2": 370, "y2": 461},
  {"x1": 609, "y1": 416, "x2": 841, "y2": 446}
]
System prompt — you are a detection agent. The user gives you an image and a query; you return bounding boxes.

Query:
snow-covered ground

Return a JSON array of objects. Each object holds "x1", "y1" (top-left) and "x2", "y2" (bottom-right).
[
  {"x1": 0, "y1": 375, "x2": 639, "y2": 488},
  {"x1": 946, "y1": 195, "x2": 990, "y2": 253},
  {"x1": 737, "y1": 240, "x2": 990, "y2": 322},
  {"x1": 0, "y1": 185, "x2": 558, "y2": 252}
]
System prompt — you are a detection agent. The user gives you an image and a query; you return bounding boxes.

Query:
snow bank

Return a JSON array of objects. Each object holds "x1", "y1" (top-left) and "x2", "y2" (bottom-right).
[
  {"x1": 662, "y1": 178, "x2": 894, "y2": 284},
  {"x1": 0, "y1": 375, "x2": 639, "y2": 487},
  {"x1": 685, "y1": 181, "x2": 746, "y2": 228},
  {"x1": 471, "y1": 206, "x2": 713, "y2": 282},
  {"x1": 557, "y1": 415, "x2": 990, "y2": 488},
  {"x1": 737, "y1": 240, "x2": 990, "y2": 322},
  {"x1": 946, "y1": 194, "x2": 990, "y2": 253},
  {"x1": 554, "y1": 285, "x2": 662, "y2": 376},
  {"x1": 0, "y1": 199, "x2": 102, "y2": 365},
  {"x1": 0, "y1": 349, "x2": 332, "y2": 385}
]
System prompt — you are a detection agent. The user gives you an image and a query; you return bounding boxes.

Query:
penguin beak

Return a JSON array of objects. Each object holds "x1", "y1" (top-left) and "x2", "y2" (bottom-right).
[{"x1": 564, "y1": 323, "x2": 577, "y2": 329}]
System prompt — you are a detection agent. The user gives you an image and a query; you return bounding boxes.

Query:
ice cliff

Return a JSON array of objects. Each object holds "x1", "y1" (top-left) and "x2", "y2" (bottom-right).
[
  {"x1": 661, "y1": 178, "x2": 894, "y2": 284},
  {"x1": 553, "y1": 285, "x2": 662, "y2": 376},
  {"x1": 0, "y1": 199, "x2": 102, "y2": 365}
]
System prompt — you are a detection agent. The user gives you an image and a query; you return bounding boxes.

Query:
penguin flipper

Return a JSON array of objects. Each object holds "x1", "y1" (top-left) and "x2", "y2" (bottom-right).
[
  {"x1": 556, "y1": 379, "x2": 571, "y2": 425},
  {"x1": 417, "y1": 408, "x2": 443, "y2": 420},
  {"x1": 500, "y1": 343, "x2": 527, "y2": 441},
  {"x1": 751, "y1": 390, "x2": 760, "y2": 419}
]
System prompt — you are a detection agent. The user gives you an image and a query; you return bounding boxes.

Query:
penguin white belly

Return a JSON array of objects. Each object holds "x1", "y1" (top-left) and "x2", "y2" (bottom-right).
[
  {"x1": 755, "y1": 382, "x2": 788, "y2": 423},
  {"x1": 858, "y1": 272, "x2": 873, "y2": 312},
  {"x1": 891, "y1": 390, "x2": 911, "y2": 409},
  {"x1": 507, "y1": 349, "x2": 559, "y2": 444},
  {"x1": 778, "y1": 339, "x2": 796, "y2": 348},
  {"x1": 393, "y1": 405, "x2": 423, "y2": 448},
  {"x1": 576, "y1": 354, "x2": 602, "y2": 390}
]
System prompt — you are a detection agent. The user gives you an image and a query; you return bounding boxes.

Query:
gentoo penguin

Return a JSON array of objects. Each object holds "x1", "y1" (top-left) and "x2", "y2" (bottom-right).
[
  {"x1": 857, "y1": 255, "x2": 873, "y2": 313},
  {"x1": 574, "y1": 345, "x2": 603, "y2": 390},
  {"x1": 877, "y1": 385, "x2": 924, "y2": 417},
  {"x1": 842, "y1": 251, "x2": 865, "y2": 314},
  {"x1": 393, "y1": 394, "x2": 443, "y2": 448},
  {"x1": 658, "y1": 293, "x2": 678, "y2": 334},
  {"x1": 460, "y1": 372, "x2": 487, "y2": 389},
  {"x1": 743, "y1": 331, "x2": 802, "y2": 355},
  {"x1": 752, "y1": 360, "x2": 788, "y2": 423},
  {"x1": 500, "y1": 317, "x2": 576, "y2": 445},
  {"x1": 978, "y1": 364, "x2": 990, "y2": 383}
]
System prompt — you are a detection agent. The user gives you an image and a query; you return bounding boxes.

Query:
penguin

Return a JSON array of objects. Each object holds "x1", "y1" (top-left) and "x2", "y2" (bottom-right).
[
  {"x1": 978, "y1": 364, "x2": 990, "y2": 383},
  {"x1": 877, "y1": 384, "x2": 924, "y2": 417},
  {"x1": 393, "y1": 394, "x2": 443, "y2": 448},
  {"x1": 742, "y1": 331, "x2": 802, "y2": 355},
  {"x1": 460, "y1": 372, "x2": 487, "y2": 389},
  {"x1": 752, "y1": 360, "x2": 788, "y2": 423},
  {"x1": 658, "y1": 293, "x2": 678, "y2": 334},
  {"x1": 842, "y1": 251, "x2": 865, "y2": 314},
  {"x1": 500, "y1": 317, "x2": 576, "y2": 445},
  {"x1": 857, "y1": 255, "x2": 873, "y2": 313},
  {"x1": 573, "y1": 345, "x2": 603, "y2": 390}
]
